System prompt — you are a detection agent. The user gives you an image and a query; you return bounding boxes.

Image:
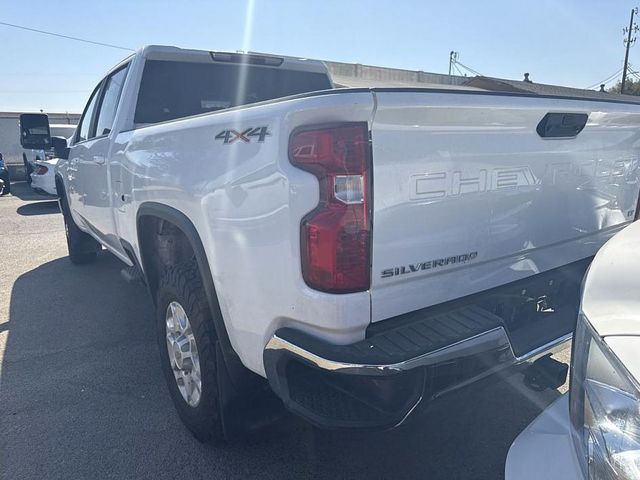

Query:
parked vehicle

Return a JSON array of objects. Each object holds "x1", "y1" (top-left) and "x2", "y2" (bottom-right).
[
  {"x1": 30, "y1": 157, "x2": 59, "y2": 196},
  {"x1": 506, "y1": 220, "x2": 640, "y2": 480},
  {"x1": 22, "y1": 123, "x2": 76, "y2": 184},
  {"x1": 19, "y1": 45, "x2": 640, "y2": 442},
  {"x1": 0, "y1": 153, "x2": 10, "y2": 195}
]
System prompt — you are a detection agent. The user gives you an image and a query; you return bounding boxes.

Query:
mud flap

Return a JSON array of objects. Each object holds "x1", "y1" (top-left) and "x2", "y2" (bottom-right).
[{"x1": 216, "y1": 341, "x2": 285, "y2": 440}]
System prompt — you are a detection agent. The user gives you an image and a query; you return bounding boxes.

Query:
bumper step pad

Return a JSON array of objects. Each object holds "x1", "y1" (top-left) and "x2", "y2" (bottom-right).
[{"x1": 276, "y1": 304, "x2": 503, "y2": 366}]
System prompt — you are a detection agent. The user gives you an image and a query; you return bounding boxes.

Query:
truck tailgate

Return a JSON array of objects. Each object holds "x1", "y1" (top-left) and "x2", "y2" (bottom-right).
[{"x1": 369, "y1": 90, "x2": 640, "y2": 322}]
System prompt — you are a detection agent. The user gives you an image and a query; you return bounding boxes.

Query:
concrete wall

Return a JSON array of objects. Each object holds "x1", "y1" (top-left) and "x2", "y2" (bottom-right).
[
  {"x1": 0, "y1": 112, "x2": 80, "y2": 165},
  {"x1": 324, "y1": 60, "x2": 469, "y2": 88}
]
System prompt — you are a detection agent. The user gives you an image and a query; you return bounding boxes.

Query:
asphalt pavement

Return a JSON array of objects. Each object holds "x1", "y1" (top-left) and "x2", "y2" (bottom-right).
[{"x1": 0, "y1": 182, "x2": 569, "y2": 480}]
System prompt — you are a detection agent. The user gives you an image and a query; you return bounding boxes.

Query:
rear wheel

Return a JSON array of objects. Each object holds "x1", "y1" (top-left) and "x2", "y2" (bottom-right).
[
  {"x1": 59, "y1": 193, "x2": 99, "y2": 264},
  {"x1": 156, "y1": 260, "x2": 224, "y2": 442}
]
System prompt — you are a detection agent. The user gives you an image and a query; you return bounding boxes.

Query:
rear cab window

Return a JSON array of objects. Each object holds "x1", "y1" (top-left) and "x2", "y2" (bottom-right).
[{"x1": 134, "y1": 60, "x2": 332, "y2": 125}]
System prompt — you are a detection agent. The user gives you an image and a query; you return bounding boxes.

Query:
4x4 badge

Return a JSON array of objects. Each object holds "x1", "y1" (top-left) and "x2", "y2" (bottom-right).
[{"x1": 215, "y1": 126, "x2": 270, "y2": 144}]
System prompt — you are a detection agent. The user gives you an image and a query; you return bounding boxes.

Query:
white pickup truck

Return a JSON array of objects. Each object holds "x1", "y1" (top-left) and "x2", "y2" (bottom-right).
[{"x1": 19, "y1": 45, "x2": 640, "y2": 441}]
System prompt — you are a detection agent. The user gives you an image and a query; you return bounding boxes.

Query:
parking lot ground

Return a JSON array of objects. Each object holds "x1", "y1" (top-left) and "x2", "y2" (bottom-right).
[{"x1": 0, "y1": 182, "x2": 569, "y2": 480}]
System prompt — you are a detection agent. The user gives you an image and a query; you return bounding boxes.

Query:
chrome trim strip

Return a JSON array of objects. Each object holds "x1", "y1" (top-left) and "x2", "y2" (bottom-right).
[
  {"x1": 514, "y1": 332, "x2": 573, "y2": 363},
  {"x1": 265, "y1": 326, "x2": 512, "y2": 376},
  {"x1": 265, "y1": 327, "x2": 573, "y2": 377}
]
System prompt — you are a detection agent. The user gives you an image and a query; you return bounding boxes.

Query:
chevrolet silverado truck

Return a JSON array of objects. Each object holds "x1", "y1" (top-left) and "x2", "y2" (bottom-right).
[{"x1": 19, "y1": 45, "x2": 640, "y2": 441}]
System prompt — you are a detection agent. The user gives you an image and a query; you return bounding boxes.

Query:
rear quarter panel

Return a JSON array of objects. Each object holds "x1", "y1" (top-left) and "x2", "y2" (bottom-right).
[{"x1": 114, "y1": 92, "x2": 375, "y2": 376}]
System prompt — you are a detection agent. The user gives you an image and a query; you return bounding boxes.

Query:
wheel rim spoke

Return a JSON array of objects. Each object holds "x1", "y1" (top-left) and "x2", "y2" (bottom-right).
[{"x1": 165, "y1": 301, "x2": 202, "y2": 407}]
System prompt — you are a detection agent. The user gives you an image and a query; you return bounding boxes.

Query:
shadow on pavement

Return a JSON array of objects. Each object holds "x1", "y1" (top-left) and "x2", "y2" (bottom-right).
[
  {"x1": 16, "y1": 201, "x2": 60, "y2": 216},
  {"x1": 6, "y1": 181, "x2": 56, "y2": 202},
  {"x1": 1, "y1": 251, "x2": 562, "y2": 480}
]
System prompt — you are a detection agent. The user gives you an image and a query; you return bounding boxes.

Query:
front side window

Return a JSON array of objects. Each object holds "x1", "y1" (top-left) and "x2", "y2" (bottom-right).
[
  {"x1": 76, "y1": 86, "x2": 100, "y2": 143},
  {"x1": 95, "y1": 65, "x2": 129, "y2": 137}
]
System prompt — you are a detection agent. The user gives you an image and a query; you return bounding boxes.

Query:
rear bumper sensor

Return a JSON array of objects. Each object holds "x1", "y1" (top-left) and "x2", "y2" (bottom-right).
[{"x1": 264, "y1": 304, "x2": 571, "y2": 429}]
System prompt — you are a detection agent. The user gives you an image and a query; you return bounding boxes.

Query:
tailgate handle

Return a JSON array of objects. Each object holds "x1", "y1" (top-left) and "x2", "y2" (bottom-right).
[{"x1": 537, "y1": 112, "x2": 588, "y2": 138}]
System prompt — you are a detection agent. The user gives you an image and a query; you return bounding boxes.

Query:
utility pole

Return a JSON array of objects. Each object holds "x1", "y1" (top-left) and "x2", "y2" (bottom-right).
[
  {"x1": 448, "y1": 51, "x2": 458, "y2": 76},
  {"x1": 622, "y1": 7, "x2": 639, "y2": 94}
]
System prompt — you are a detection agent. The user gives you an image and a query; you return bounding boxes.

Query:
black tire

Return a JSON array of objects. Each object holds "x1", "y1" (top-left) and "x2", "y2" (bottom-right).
[
  {"x1": 24, "y1": 159, "x2": 32, "y2": 184},
  {"x1": 156, "y1": 260, "x2": 224, "y2": 442},
  {"x1": 0, "y1": 171, "x2": 9, "y2": 195},
  {"x1": 59, "y1": 193, "x2": 99, "y2": 264}
]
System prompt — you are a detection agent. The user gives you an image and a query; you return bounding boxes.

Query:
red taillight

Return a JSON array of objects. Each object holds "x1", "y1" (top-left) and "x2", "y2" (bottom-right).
[
  {"x1": 35, "y1": 165, "x2": 48, "y2": 175},
  {"x1": 289, "y1": 123, "x2": 371, "y2": 293}
]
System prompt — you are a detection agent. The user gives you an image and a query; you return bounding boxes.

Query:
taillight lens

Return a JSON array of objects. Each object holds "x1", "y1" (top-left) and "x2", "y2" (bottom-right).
[
  {"x1": 35, "y1": 165, "x2": 48, "y2": 175},
  {"x1": 289, "y1": 123, "x2": 371, "y2": 293}
]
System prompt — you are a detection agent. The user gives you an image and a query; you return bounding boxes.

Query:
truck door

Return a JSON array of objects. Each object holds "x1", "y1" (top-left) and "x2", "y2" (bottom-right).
[{"x1": 73, "y1": 64, "x2": 129, "y2": 254}]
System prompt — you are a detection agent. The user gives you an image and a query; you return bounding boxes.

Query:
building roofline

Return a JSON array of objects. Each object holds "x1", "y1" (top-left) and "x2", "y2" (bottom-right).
[{"x1": 0, "y1": 111, "x2": 81, "y2": 117}]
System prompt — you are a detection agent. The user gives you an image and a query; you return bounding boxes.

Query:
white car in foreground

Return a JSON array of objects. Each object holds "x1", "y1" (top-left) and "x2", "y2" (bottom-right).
[
  {"x1": 506, "y1": 220, "x2": 640, "y2": 480},
  {"x1": 30, "y1": 157, "x2": 58, "y2": 196}
]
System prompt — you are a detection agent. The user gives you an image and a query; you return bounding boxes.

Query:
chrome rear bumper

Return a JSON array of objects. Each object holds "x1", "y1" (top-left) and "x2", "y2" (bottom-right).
[{"x1": 263, "y1": 303, "x2": 572, "y2": 429}]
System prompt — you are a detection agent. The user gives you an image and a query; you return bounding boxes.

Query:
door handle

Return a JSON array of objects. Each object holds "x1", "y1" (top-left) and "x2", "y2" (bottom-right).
[{"x1": 93, "y1": 155, "x2": 106, "y2": 165}]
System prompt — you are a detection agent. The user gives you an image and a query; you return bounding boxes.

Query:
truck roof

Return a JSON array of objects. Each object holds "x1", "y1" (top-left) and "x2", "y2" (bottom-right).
[{"x1": 137, "y1": 45, "x2": 329, "y2": 75}]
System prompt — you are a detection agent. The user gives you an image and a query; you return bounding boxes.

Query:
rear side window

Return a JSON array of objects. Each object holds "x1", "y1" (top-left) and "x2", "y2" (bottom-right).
[
  {"x1": 134, "y1": 60, "x2": 332, "y2": 124},
  {"x1": 94, "y1": 65, "x2": 129, "y2": 137}
]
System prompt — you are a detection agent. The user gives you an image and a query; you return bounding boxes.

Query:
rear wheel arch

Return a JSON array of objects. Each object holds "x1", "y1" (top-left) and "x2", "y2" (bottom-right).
[
  {"x1": 137, "y1": 203, "x2": 267, "y2": 434},
  {"x1": 135, "y1": 203, "x2": 240, "y2": 368}
]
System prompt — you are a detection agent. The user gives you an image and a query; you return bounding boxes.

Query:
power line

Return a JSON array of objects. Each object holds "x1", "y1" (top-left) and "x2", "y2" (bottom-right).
[
  {"x1": 627, "y1": 64, "x2": 640, "y2": 81},
  {"x1": 448, "y1": 51, "x2": 484, "y2": 77},
  {"x1": 585, "y1": 68, "x2": 623, "y2": 89},
  {"x1": 628, "y1": 62, "x2": 640, "y2": 73},
  {"x1": 0, "y1": 72, "x2": 99, "y2": 76},
  {"x1": 599, "y1": 72, "x2": 624, "y2": 87},
  {"x1": 585, "y1": 67, "x2": 624, "y2": 89},
  {"x1": 453, "y1": 63, "x2": 465, "y2": 77},
  {"x1": 4, "y1": 90, "x2": 90, "y2": 93},
  {"x1": 453, "y1": 59, "x2": 483, "y2": 77},
  {"x1": 0, "y1": 21, "x2": 134, "y2": 51}
]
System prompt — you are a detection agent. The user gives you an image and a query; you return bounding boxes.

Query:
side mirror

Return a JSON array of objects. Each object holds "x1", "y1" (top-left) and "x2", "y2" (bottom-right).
[
  {"x1": 19, "y1": 113, "x2": 51, "y2": 150},
  {"x1": 51, "y1": 136, "x2": 69, "y2": 160}
]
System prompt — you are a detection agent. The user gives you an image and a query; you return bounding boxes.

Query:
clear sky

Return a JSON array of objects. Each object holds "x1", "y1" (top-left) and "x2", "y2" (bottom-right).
[{"x1": 0, "y1": 0, "x2": 636, "y2": 113}]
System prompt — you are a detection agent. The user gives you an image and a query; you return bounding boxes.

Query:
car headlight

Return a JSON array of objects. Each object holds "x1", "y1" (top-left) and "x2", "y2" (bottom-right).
[{"x1": 570, "y1": 314, "x2": 640, "y2": 479}]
